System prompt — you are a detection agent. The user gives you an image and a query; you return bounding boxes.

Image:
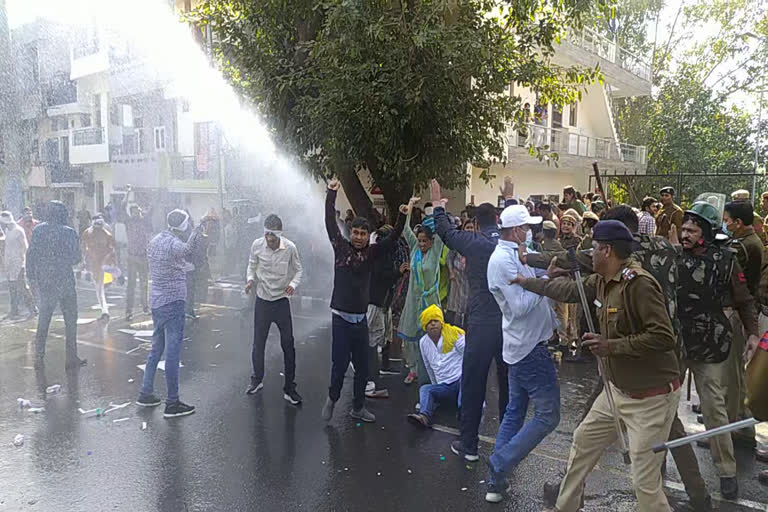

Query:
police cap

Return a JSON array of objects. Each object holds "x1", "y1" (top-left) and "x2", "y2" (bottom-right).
[
  {"x1": 659, "y1": 186, "x2": 675, "y2": 196},
  {"x1": 592, "y1": 220, "x2": 634, "y2": 243}
]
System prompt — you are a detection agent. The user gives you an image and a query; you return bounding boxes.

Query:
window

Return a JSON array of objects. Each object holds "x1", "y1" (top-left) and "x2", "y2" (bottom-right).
[
  {"x1": 135, "y1": 128, "x2": 145, "y2": 154},
  {"x1": 80, "y1": 114, "x2": 91, "y2": 128},
  {"x1": 154, "y1": 126, "x2": 166, "y2": 151},
  {"x1": 569, "y1": 104, "x2": 578, "y2": 127},
  {"x1": 552, "y1": 104, "x2": 563, "y2": 129}
]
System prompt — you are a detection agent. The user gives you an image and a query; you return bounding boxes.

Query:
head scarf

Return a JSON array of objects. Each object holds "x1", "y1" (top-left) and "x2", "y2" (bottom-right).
[
  {"x1": 420, "y1": 305, "x2": 464, "y2": 354},
  {"x1": 0, "y1": 211, "x2": 14, "y2": 225}
]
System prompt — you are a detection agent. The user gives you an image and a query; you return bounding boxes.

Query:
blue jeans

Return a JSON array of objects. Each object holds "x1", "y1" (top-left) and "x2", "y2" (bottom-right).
[
  {"x1": 140, "y1": 300, "x2": 186, "y2": 403},
  {"x1": 488, "y1": 343, "x2": 560, "y2": 487},
  {"x1": 419, "y1": 379, "x2": 461, "y2": 421}
]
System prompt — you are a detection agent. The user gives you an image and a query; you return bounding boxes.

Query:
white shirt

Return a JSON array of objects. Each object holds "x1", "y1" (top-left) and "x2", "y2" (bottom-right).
[
  {"x1": 2, "y1": 223, "x2": 28, "y2": 279},
  {"x1": 419, "y1": 333, "x2": 465, "y2": 385},
  {"x1": 487, "y1": 240, "x2": 557, "y2": 365},
  {"x1": 246, "y1": 236, "x2": 303, "y2": 301}
]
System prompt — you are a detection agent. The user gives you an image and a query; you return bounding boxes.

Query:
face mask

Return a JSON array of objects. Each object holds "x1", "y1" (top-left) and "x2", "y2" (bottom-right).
[
  {"x1": 525, "y1": 228, "x2": 533, "y2": 248},
  {"x1": 722, "y1": 221, "x2": 732, "y2": 237}
]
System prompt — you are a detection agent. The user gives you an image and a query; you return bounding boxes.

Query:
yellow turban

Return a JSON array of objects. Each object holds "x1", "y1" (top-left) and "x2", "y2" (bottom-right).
[{"x1": 420, "y1": 305, "x2": 465, "y2": 354}]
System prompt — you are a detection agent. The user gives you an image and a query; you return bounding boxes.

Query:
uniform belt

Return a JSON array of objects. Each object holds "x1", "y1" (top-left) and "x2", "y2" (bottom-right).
[{"x1": 625, "y1": 378, "x2": 681, "y2": 400}]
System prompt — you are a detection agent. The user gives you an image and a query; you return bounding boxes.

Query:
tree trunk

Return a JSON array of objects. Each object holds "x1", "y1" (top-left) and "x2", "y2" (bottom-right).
[
  {"x1": 336, "y1": 162, "x2": 373, "y2": 219},
  {"x1": 377, "y1": 175, "x2": 413, "y2": 224}
]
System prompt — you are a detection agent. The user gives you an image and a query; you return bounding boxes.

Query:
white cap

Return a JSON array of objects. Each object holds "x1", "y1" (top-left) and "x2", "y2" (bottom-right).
[{"x1": 499, "y1": 205, "x2": 542, "y2": 228}]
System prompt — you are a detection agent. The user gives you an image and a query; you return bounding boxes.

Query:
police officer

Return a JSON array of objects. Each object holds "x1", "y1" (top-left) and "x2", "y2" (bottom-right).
[
  {"x1": 602, "y1": 205, "x2": 711, "y2": 509},
  {"x1": 515, "y1": 220, "x2": 681, "y2": 512},
  {"x1": 678, "y1": 202, "x2": 759, "y2": 500},
  {"x1": 731, "y1": 189, "x2": 766, "y2": 244},
  {"x1": 723, "y1": 198, "x2": 763, "y2": 445},
  {"x1": 655, "y1": 186, "x2": 684, "y2": 240}
]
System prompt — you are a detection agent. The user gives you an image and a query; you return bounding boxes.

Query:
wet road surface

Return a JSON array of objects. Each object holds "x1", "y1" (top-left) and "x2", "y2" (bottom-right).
[{"x1": 0, "y1": 280, "x2": 766, "y2": 511}]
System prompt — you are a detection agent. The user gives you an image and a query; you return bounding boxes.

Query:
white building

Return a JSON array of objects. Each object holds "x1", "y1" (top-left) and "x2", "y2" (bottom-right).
[{"x1": 462, "y1": 27, "x2": 651, "y2": 208}]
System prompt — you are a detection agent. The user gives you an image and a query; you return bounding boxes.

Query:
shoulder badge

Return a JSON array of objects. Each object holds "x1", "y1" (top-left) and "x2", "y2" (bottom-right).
[
  {"x1": 737, "y1": 272, "x2": 746, "y2": 283},
  {"x1": 622, "y1": 268, "x2": 637, "y2": 281}
]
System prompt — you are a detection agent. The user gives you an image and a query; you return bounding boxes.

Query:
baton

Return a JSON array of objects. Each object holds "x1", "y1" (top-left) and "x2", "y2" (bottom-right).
[
  {"x1": 567, "y1": 249, "x2": 631, "y2": 464},
  {"x1": 652, "y1": 418, "x2": 760, "y2": 453}
]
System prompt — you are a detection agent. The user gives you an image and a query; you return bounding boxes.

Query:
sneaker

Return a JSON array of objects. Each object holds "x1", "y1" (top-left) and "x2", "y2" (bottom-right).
[
  {"x1": 407, "y1": 413, "x2": 431, "y2": 428},
  {"x1": 366, "y1": 381, "x2": 375, "y2": 393},
  {"x1": 366, "y1": 388, "x2": 389, "y2": 399},
  {"x1": 284, "y1": 388, "x2": 303, "y2": 405},
  {"x1": 485, "y1": 482, "x2": 512, "y2": 504},
  {"x1": 136, "y1": 394, "x2": 162, "y2": 407},
  {"x1": 720, "y1": 477, "x2": 738, "y2": 500},
  {"x1": 350, "y1": 407, "x2": 376, "y2": 423},
  {"x1": 379, "y1": 368, "x2": 400, "y2": 376},
  {"x1": 450, "y1": 440, "x2": 479, "y2": 462},
  {"x1": 404, "y1": 372, "x2": 417, "y2": 385},
  {"x1": 246, "y1": 378, "x2": 264, "y2": 395},
  {"x1": 163, "y1": 401, "x2": 196, "y2": 418},
  {"x1": 321, "y1": 397, "x2": 336, "y2": 421}
]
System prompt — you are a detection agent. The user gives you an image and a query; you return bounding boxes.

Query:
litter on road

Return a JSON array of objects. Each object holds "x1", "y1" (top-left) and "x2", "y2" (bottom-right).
[
  {"x1": 214, "y1": 344, "x2": 221, "y2": 349},
  {"x1": 118, "y1": 329, "x2": 137, "y2": 335},
  {"x1": 125, "y1": 346, "x2": 142, "y2": 355},
  {"x1": 137, "y1": 361, "x2": 184, "y2": 372},
  {"x1": 17, "y1": 398, "x2": 32, "y2": 408},
  {"x1": 45, "y1": 384, "x2": 61, "y2": 394},
  {"x1": 128, "y1": 378, "x2": 134, "y2": 383},
  {"x1": 28, "y1": 407, "x2": 45, "y2": 413},
  {"x1": 112, "y1": 418, "x2": 130, "y2": 424},
  {"x1": 141, "y1": 422, "x2": 147, "y2": 431},
  {"x1": 13, "y1": 434, "x2": 24, "y2": 446},
  {"x1": 133, "y1": 330, "x2": 154, "y2": 337}
]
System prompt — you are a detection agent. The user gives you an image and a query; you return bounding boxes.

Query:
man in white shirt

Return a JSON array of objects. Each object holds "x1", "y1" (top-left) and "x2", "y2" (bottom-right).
[
  {"x1": 407, "y1": 305, "x2": 464, "y2": 428},
  {"x1": 245, "y1": 214, "x2": 303, "y2": 405},
  {"x1": 483, "y1": 205, "x2": 561, "y2": 504}
]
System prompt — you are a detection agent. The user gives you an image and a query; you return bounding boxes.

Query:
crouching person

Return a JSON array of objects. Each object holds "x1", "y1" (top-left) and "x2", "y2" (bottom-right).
[{"x1": 407, "y1": 305, "x2": 464, "y2": 428}]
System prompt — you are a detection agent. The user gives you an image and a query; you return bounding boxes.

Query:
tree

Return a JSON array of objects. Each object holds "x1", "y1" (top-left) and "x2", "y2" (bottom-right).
[
  {"x1": 189, "y1": 0, "x2": 606, "y2": 218},
  {"x1": 610, "y1": 0, "x2": 768, "y2": 205}
]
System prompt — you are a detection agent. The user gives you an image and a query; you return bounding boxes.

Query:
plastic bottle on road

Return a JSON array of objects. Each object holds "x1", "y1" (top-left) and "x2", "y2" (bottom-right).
[
  {"x1": 46, "y1": 384, "x2": 61, "y2": 394},
  {"x1": 13, "y1": 434, "x2": 24, "y2": 447}
]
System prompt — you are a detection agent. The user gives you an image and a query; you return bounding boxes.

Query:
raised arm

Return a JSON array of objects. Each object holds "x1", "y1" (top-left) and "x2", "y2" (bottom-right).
[
  {"x1": 371, "y1": 211, "x2": 407, "y2": 256},
  {"x1": 430, "y1": 179, "x2": 478, "y2": 255},
  {"x1": 325, "y1": 179, "x2": 343, "y2": 245},
  {"x1": 517, "y1": 272, "x2": 596, "y2": 304}
]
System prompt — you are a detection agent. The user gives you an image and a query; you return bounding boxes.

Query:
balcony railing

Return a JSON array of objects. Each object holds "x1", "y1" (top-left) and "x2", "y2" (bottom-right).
[
  {"x1": 73, "y1": 127, "x2": 104, "y2": 146},
  {"x1": 509, "y1": 124, "x2": 647, "y2": 165},
  {"x1": 48, "y1": 161, "x2": 86, "y2": 183},
  {"x1": 73, "y1": 41, "x2": 100, "y2": 60},
  {"x1": 567, "y1": 28, "x2": 651, "y2": 82}
]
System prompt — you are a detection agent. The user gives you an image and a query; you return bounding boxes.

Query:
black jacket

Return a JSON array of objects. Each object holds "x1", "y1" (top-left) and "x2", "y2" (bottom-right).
[{"x1": 26, "y1": 201, "x2": 81, "y2": 295}]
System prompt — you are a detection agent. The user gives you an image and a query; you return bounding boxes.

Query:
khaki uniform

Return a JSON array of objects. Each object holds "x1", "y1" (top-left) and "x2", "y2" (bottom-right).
[
  {"x1": 679, "y1": 244, "x2": 758, "y2": 478},
  {"x1": 521, "y1": 261, "x2": 680, "y2": 512},
  {"x1": 655, "y1": 203, "x2": 683, "y2": 240},
  {"x1": 726, "y1": 229, "x2": 763, "y2": 431},
  {"x1": 556, "y1": 233, "x2": 583, "y2": 344}
]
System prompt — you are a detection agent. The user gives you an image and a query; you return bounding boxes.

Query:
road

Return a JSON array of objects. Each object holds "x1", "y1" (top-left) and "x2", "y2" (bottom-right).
[{"x1": 0, "y1": 279, "x2": 766, "y2": 511}]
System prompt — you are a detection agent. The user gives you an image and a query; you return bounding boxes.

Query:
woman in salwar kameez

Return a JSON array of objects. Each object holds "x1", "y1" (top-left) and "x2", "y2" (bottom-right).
[{"x1": 397, "y1": 209, "x2": 444, "y2": 386}]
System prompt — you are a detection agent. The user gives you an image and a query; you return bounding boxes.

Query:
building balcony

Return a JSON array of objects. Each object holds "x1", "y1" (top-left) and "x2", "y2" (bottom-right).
[
  {"x1": 508, "y1": 124, "x2": 647, "y2": 167},
  {"x1": 70, "y1": 44, "x2": 109, "y2": 80},
  {"x1": 70, "y1": 127, "x2": 109, "y2": 164},
  {"x1": 554, "y1": 27, "x2": 652, "y2": 98},
  {"x1": 110, "y1": 152, "x2": 218, "y2": 193}
]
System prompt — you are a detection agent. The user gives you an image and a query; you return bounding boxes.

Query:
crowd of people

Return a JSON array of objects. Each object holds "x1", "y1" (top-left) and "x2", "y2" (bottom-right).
[{"x1": 3, "y1": 177, "x2": 768, "y2": 510}]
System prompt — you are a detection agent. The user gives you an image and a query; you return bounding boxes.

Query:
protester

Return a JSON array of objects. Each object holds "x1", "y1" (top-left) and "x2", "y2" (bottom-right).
[
  {"x1": 678, "y1": 202, "x2": 759, "y2": 500},
  {"x1": 444, "y1": 219, "x2": 472, "y2": 328},
  {"x1": 17, "y1": 207, "x2": 39, "y2": 245},
  {"x1": 407, "y1": 305, "x2": 464, "y2": 429},
  {"x1": 321, "y1": 179, "x2": 406, "y2": 424},
  {"x1": 80, "y1": 215, "x2": 115, "y2": 318},
  {"x1": 122, "y1": 186, "x2": 153, "y2": 321},
  {"x1": 0, "y1": 212, "x2": 36, "y2": 319},
  {"x1": 26, "y1": 201, "x2": 86, "y2": 370},
  {"x1": 485, "y1": 204, "x2": 560, "y2": 504},
  {"x1": 732, "y1": 189, "x2": 765, "y2": 244},
  {"x1": 556, "y1": 209, "x2": 582, "y2": 348},
  {"x1": 579, "y1": 211, "x2": 599, "y2": 250},
  {"x1": 638, "y1": 196, "x2": 657, "y2": 235},
  {"x1": 136, "y1": 209, "x2": 203, "y2": 418},
  {"x1": 366, "y1": 224, "x2": 402, "y2": 399},
  {"x1": 431, "y1": 179, "x2": 509, "y2": 464},
  {"x1": 397, "y1": 204, "x2": 445, "y2": 386},
  {"x1": 245, "y1": 214, "x2": 303, "y2": 405},
  {"x1": 655, "y1": 186, "x2": 683, "y2": 240},
  {"x1": 521, "y1": 220, "x2": 680, "y2": 512},
  {"x1": 185, "y1": 214, "x2": 212, "y2": 320}
]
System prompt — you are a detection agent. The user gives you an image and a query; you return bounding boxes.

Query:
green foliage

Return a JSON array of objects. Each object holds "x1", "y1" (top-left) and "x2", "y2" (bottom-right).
[{"x1": 188, "y1": 0, "x2": 606, "y2": 210}]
